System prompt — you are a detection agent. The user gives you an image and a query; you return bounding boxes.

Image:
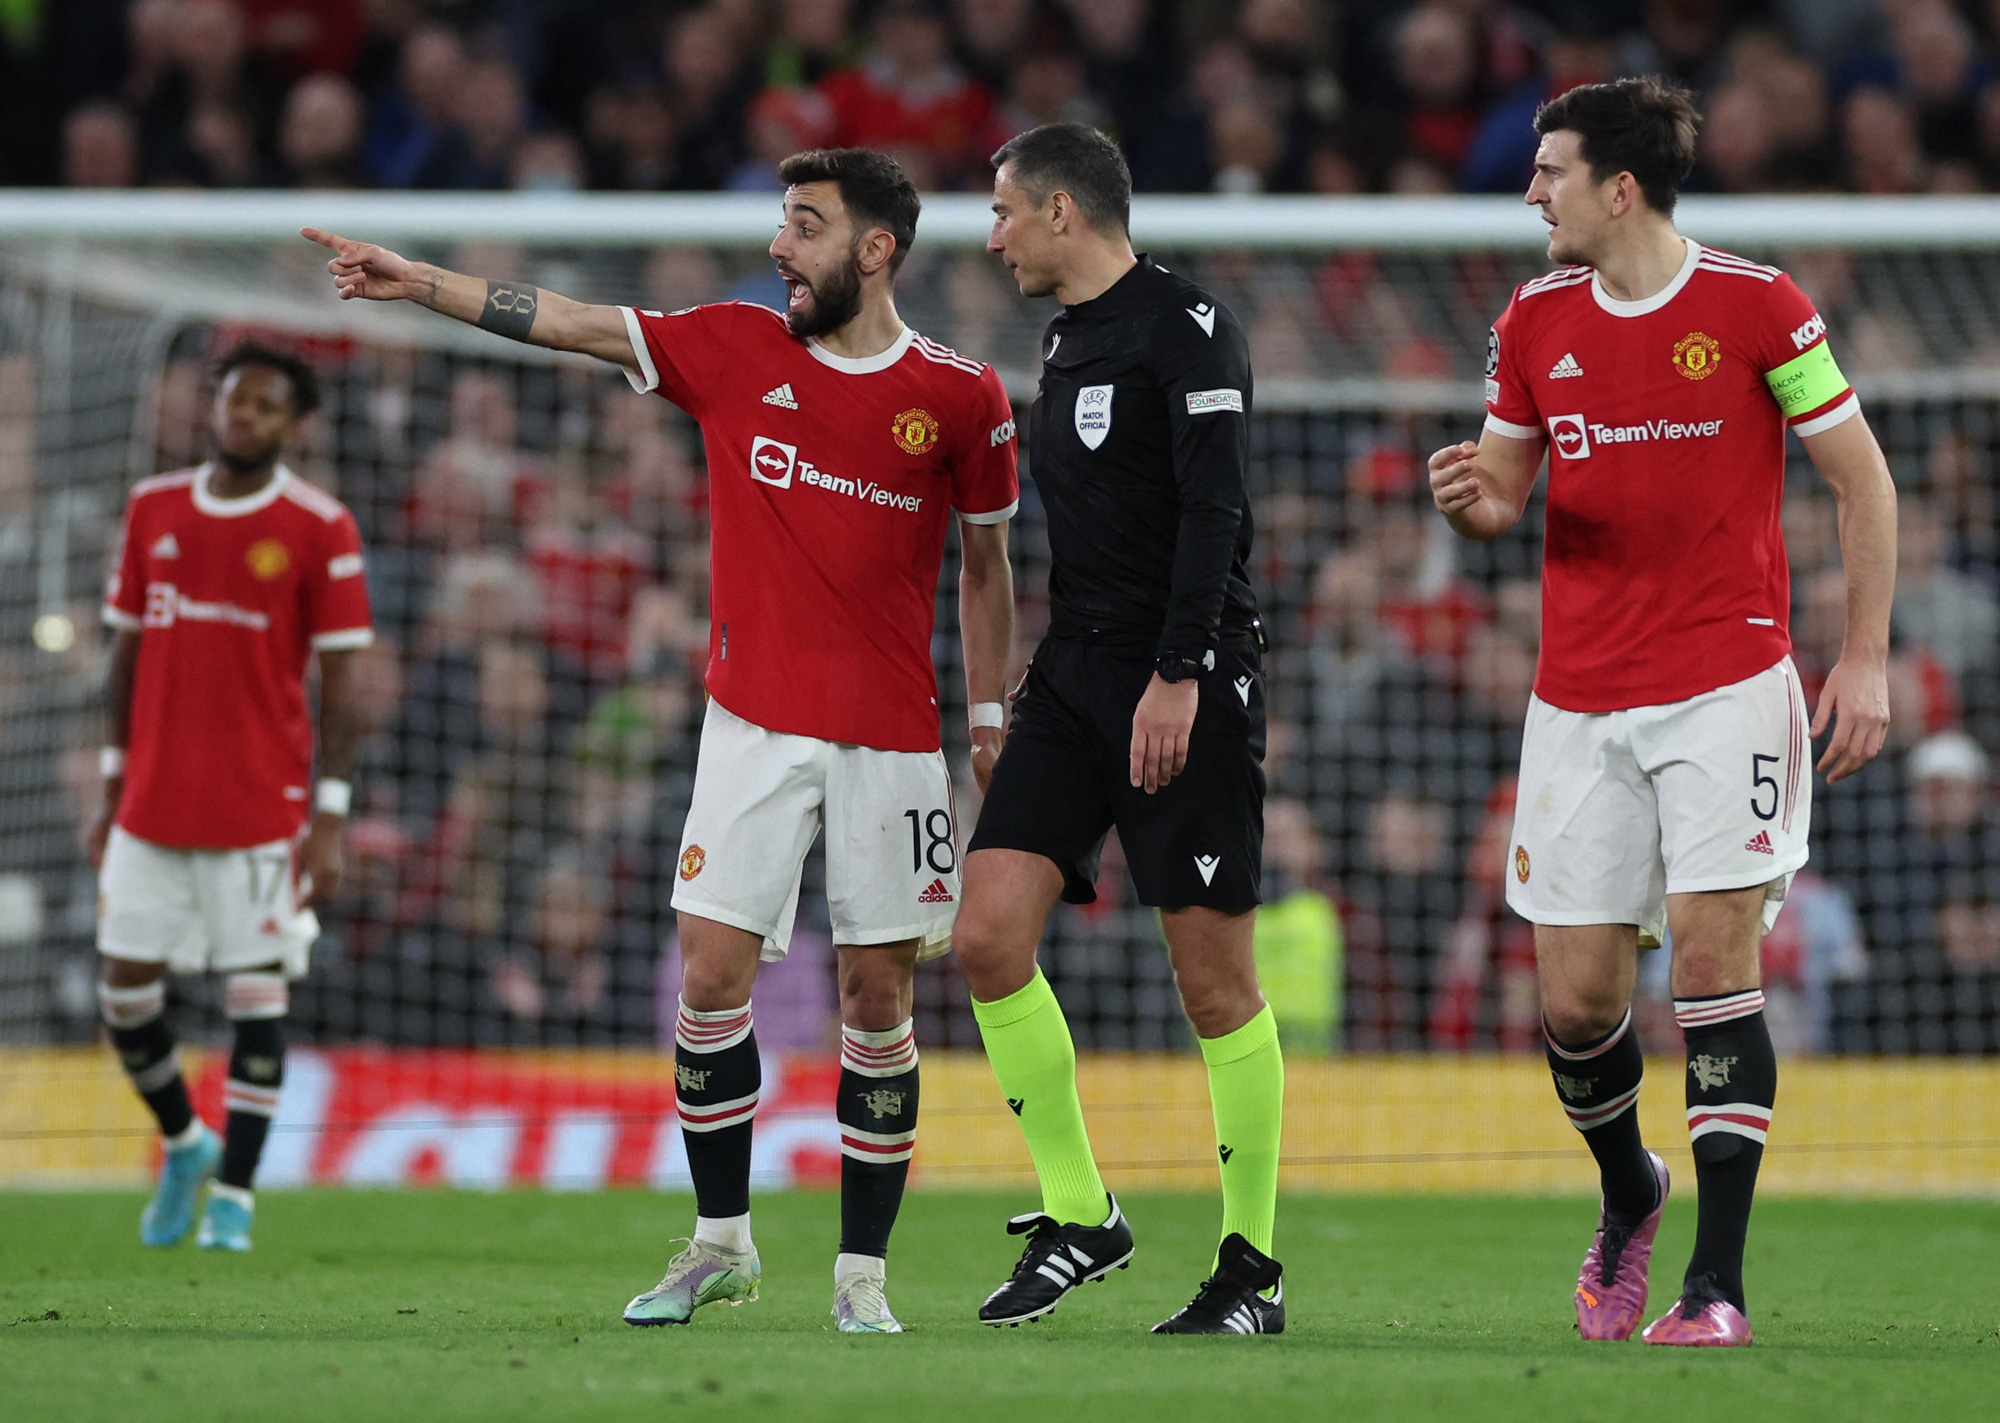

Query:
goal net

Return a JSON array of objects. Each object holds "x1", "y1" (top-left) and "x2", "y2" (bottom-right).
[{"x1": 2, "y1": 193, "x2": 1996, "y2": 1194}]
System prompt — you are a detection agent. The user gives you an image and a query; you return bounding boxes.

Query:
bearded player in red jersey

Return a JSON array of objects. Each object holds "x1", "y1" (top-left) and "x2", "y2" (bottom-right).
[
  {"x1": 1429, "y1": 79, "x2": 1896, "y2": 1347},
  {"x1": 306, "y1": 147, "x2": 1019, "y2": 1333},
  {"x1": 93, "y1": 342, "x2": 371, "y2": 1254}
]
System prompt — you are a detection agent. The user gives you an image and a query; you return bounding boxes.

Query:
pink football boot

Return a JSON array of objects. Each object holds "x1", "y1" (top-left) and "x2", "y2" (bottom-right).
[
  {"x1": 1642, "y1": 1278, "x2": 1753, "y2": 1347},
  {"x1": 1574, "y1": 1151, "x2": 1670, "y2": 1341}
]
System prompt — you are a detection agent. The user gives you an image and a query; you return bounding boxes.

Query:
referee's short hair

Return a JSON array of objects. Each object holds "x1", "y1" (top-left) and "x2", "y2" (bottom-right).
[
  {"x1": 215, "y1": 339, "x2": 322, "y2": 418},
  {"x1": 991, "y1": 123, "x2": 1131, "y2": 236},
  {"x1": 778, "y1": 147, "x2": 922, "y2": 272},
  {"x1": 1534, "y1": 77, "x2": 1700, "y2": 216}
]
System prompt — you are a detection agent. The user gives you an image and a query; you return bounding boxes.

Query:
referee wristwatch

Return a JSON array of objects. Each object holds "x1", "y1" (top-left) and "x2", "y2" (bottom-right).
[{"x1": 1155, "y1": 650, "x2": 1212, "y2": 683}]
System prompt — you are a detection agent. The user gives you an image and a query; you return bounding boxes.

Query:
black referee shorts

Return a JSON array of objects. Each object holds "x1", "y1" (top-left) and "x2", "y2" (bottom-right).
[{"x1": 969, "y1": 632, "x2": 1266, "y2": 911}]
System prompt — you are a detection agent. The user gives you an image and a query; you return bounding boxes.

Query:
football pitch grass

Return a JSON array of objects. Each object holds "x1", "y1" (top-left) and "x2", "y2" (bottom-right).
[{"x1": 1, "y1": 1190, "x2": 1995, "y2": 1422}]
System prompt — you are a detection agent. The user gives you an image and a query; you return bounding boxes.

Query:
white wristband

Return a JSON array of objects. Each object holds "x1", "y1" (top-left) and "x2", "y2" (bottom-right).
[
  {"x1": 969, "y1": 702, "x2": 1005, "y2": 730},
  {"x1": 314, "y1": 779, "x2": 353, "y2": 816},
  {"x1": 100, "y1": 746, "x2": 126, "y2": 778}
]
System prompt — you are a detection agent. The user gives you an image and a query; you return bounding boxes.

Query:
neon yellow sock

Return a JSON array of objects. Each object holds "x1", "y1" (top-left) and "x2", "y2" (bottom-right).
[
  {"x1": 1200, "y1": 1004, "x2": 1284, "y2": 1258},
  {"x1": 971, "y1": 970, "x2": 1108, "y2": 1225}
]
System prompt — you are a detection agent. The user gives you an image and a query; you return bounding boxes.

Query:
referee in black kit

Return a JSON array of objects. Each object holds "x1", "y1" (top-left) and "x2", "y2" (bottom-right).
[{"x1": 957, "y1": 123, "x2": 1285, "y2": 1337}]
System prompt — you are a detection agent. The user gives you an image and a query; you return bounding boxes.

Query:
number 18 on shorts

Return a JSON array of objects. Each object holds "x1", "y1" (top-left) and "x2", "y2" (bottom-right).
[
  {"x1": 671, "y1": 700, "x2": 961, "y2": 961},
  {"x1": 1505, "y1": 657, "x2": 1811, "y2": 945}
]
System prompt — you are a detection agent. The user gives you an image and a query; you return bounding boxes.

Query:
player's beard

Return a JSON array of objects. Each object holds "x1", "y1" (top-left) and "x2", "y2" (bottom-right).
[
  {"x1": 785, "y1": 250, "x2": 864, "y2": 339},
  {"x1": 216, "y1": 441, "x2": 283, "y2": 475}
]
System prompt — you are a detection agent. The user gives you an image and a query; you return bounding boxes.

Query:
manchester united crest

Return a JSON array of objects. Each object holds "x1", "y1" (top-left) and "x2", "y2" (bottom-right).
[
  {"x1": 1515, "y1": 845, "x2": 1531, "y2": 883},
  {"x1": 890, "y1": 407, "x2": 940, "y2": 455},
  {"x1": 1671, "y1": 331, "x2": 1720, "y2": 381},
  {"x1": 679, "y1": 845, "x2": 707, "y2": 881},
  {"x1": 245, "y1": 538, "x2": 291, "y2": 580}
]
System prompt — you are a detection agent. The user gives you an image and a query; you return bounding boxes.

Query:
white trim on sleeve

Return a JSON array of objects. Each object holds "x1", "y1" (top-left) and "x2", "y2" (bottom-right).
[
  {"x1": 619, "y1": 307, "x2": 660, "y2": 394},
  {"x1": 1789, "y1": 391, "x2": 1861, "y2": 438},
  {"x1": 956, "y1": 501, "x2": 1018, "y2": 526},
  {"x1": 102, "y1": 605, "x2": 141, "y2": 631},
  {"x1": 312, "y1": 627, "x2": 375, "y2": 651},
  {"x1": 1483, "y1": 413, "x2": 1543, "y2": 441}
]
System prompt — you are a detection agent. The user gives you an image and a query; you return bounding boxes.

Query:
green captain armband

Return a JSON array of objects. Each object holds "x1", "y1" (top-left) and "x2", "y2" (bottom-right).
[{"x1": 1764, "y1": 341, "x2": 1849, "y2": 419}]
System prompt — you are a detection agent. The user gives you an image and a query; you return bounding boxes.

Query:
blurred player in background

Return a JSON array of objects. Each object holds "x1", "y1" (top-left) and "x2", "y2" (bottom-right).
[
  {"x1": 1429, "y1": 79, "x2": 1896, "y2": 1346},
  {"x1": 93, "y1": 342, "x2": 370, "y2": 1253},
  {"x1": 305, "y1": 146, "x2": 1019, "y2": 1333},
  {"x1": 965, "y1": 124, "x2": 1284, "y2": 1335}
]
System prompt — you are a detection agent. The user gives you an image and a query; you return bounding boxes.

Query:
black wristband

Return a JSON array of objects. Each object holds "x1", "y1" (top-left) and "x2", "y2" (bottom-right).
[{"x1": 478, "y1": 281, "x2": 540, "y2": 340}]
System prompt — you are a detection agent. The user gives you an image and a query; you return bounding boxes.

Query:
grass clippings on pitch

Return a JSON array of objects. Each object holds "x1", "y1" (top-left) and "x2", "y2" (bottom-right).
[{"x1": 1, "y1": 1189, "x2": 1995, "y2": 1422}]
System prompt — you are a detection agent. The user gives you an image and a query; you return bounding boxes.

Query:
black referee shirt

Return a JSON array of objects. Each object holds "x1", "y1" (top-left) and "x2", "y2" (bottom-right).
[{"x1": 1027, "y1": 254, "x2": 1259, "y2": 659}]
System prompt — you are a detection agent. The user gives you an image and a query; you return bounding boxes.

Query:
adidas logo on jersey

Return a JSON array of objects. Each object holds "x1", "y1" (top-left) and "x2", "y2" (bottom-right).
[
  {"x1": 918, "y1": 877, "x2": 955, "y2": 904},
  {"x1": 1548, "y1": 352, "x2": 1585, "y2": 379},
  {"x1": 150, "y1": 533, "x2": 180, "y2": 559},
  {"x1": 762, "y1": 383, "x2": 799, "y2": 409},
  {"x1": 1745, "y1": 830, "x2": 1774, "y2": 855}
]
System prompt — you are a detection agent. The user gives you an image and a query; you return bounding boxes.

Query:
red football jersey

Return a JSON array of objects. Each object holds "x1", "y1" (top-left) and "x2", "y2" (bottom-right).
[
  {"x1": 1484, "y1": 240, "x2": 1858, "y2": 712},
  {"x1": 621, "y1": 302, "x2": 1019, "y2": 753},
  {"x1": 103, "y1": 464, "x2": 374, "y2": 849}
]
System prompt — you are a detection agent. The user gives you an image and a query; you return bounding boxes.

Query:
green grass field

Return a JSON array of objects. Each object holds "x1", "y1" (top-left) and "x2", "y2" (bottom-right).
[{"x1": 1, "y1": 1189, "x2": 1995, "y2": 1422}]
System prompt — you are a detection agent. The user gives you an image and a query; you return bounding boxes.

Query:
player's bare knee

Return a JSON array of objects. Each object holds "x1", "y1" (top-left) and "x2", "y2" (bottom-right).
[
  {"x1": 1541, "y1": 989, "x2": 1627, "y2": 1046},
  {"x1": 99, "y1": 955, "x2": 165, "y2": 990},
  {"x1": 677, "y1": 950, "x2": 756, "y2": 1013},
  {"x1": 838, "y1": 947, "x2": 915, "y2": 1030}
]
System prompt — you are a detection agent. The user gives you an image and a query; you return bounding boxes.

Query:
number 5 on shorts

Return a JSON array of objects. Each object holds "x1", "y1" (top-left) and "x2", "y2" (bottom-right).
[{"x1": 1750, "y1": 753, "x2": 1780, "y2": 822}]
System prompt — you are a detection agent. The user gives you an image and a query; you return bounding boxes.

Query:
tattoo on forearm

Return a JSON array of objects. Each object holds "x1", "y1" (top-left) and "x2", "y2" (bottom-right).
[
  {"x1": 478, "y1": 280, "x2": 540, "y2": 339},
  {"x1": 421, "y1": 273, "x2": 443, "y2": 309}
]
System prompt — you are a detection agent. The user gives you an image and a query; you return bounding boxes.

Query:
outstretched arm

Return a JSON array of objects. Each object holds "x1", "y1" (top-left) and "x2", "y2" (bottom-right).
[
  {"x1": 1428, "y1": 427, "x2": 1545, "y2": 541},
  {"x1": 302, "y1": 228, "x2": 638, "y2": 371},
  {"x1": 1800, "y1": 411, "x2": 1896, "y2": 783}
]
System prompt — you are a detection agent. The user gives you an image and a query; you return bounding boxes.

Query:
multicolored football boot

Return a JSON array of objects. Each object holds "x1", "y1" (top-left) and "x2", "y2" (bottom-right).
[
  {"x1": 140, "y1": 1125, "x2": 222, "y2": 1248},
  {"x1": 832, "y1": 1268, "x2": 904, "y2": 1334},
  {"x1": 1642, "y1": 1275, "x2": 1753, "y2": 1347},
  {"x1": 623, "y1": 1239, "x2": 761, "y2": 1326},
  {"x1": 1574, "y1": 1151, "x2": 1670, "y2": 1341}
]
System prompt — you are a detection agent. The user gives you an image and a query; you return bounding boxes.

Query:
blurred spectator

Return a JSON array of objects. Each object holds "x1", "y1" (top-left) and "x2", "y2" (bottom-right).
[
  {"x1": 1843, "y1": 85, "x2": 1926, "y2": 193},
  {"x1": 818, "y1": 0, "x2": 996, "y2": 189},
  {"x1": 1253, "y1": 797, "x2": 1345, "y2": 1055},
  {"x1": 955, "y1": 0, "x2": 1039, "y2": 89},
  {"x1": 279, "y1": 71, "x2": 364, "y2": 187},
  {"x1": 664, "y1": 5, "x2": 756, "y2": 190},
  {"x1": 511, "y1": 129, "x2": 585, "y2": 193},
  {"x1": 363, "y1": 21, "x2": 462, "y2": 188},
  {"x1": 728, "y1": 85, "x2": 835, "y2": 191},
  {"x1": 765, "y1": 0, "x2": 860, "y2": 89},
  {"x1": 1758, "y1": 870, "x2": 1868, "y2": 1054},
  {"x1": 1895, "y1": 496, "x2": 2000, "y2": 682},
  {"x1": 62, "y1": 102, "x2": 137, "y2": 187},
  {"x1": 1389, "y1": 3, "x2": 1485, "y2": 176}
]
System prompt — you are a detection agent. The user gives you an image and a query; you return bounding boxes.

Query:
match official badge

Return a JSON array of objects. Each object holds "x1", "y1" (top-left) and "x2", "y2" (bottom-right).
[
  {"x1": 1672, "y1": 330, "x2": 1721, "y2": 381},
  {"x1": 245, "y1": 538, "x2": 291, "y2": 580},
  {"x1": 1515, "y1": 845, "x2": 1531, "y2": 883},
  {"x1": 891, "y1": 408, "x2": 940, "y2": 455},
  {"x1": 679, "y1": 845, "x2": 707, "y2": 881},
  {"x1": 1075, "y1": 384, "x2": 1113, "y2": 449}
]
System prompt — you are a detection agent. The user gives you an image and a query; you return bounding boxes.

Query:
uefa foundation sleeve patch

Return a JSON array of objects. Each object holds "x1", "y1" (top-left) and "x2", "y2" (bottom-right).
[
  {"x1": 1186, "y1": 388, "x2": 1244, "y2": 414},
  {"x1": 1764, "y1": 341, "x2": 1849, "y2": 419}
]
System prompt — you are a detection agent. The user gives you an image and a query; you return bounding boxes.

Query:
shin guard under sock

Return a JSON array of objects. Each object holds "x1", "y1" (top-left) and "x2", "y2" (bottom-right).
[
  {"x1": 676, "y1": 999, "x2": 760, "y2": 1221},
  {"x1": 1200, "y1": 1005, "x2": 1284, "y2": 1259},
  {"x1": 1546, "y1": 1008, "x2": 1658, "y2": 1220},
  {"x1": 837, "y1": 1020, "x2": 918, "y2": 1259},
  {"x1": 970, "y1": 970, "x2": 1108, "y2": 1226},
  {"x1": 1678, "y1": 990, "x2": 1776, "y2": 1312},
  {"x1": 100, "y1": 980, "x2": 195, "y2": 1140}
]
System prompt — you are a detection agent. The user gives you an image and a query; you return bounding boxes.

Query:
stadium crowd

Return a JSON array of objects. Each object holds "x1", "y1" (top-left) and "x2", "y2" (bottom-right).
[{"x1": 9, "y1": 0, "x2": 2000, "y2": 197}]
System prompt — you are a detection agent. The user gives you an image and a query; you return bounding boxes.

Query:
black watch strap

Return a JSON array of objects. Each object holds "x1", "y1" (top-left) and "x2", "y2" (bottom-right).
[{"x1": 1155, "y1": 651, "x2": 1205, "y2": 683}]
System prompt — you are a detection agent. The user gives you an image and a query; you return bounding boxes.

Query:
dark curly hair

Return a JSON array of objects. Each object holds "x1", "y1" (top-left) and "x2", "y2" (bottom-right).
[{"x1": 214, "y1": 339, "x2": 322, "y2": 418}]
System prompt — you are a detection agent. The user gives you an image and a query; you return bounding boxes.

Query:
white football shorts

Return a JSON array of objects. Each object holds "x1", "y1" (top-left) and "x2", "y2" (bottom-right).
[
  {"x1": 98, "y1": 826, "x2": 319, "y2": 978},
  {"x1": 1506, "y1": 657, "x2": 1810, "y2": 946},
  {"x1": 671, "y1": 698, "x2": 960, "y2": 961}
]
